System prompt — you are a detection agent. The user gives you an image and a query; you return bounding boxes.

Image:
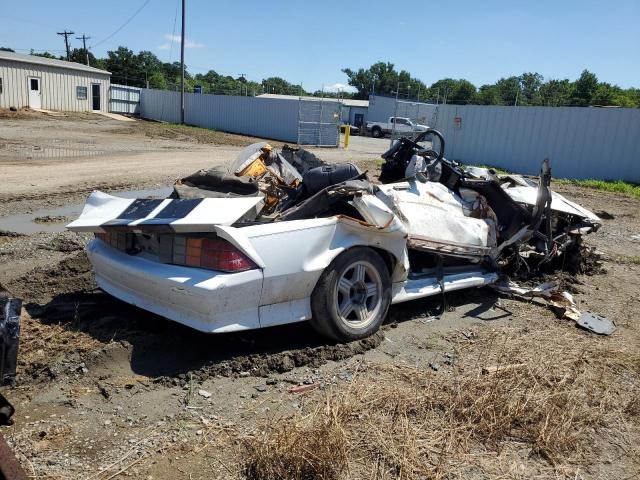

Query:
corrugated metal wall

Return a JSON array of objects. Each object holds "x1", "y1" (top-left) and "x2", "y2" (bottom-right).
[
  {"x1": 0, "y1": 59, "x2": 110, "y2": 112},
  {"x1": 432, "y1": 105, "x2": 640, "y2": 181},
  {"x1": 139, "y1": 88, "x2": 181, "y2": 123},
  {"x1": 368, "y1": 95, "x2": 436, "y2": 124},
  {"x1": 109, "y1": 84, "x2": 140, "y2": 114},
  {"x1": 140, "y1": 88, "x2": 340, "y2": 144},
  {"x1": 187, "y1": 94, "x2": 300, "y2": 143}
]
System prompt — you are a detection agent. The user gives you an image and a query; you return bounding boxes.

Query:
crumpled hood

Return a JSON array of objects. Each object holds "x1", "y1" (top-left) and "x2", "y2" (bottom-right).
[
  {"x1": 66, "y1": 191, "x2": 264, "y2": 233},
  {"x1": 503, "y1": 185, "x2": 601, "y2": 223}
]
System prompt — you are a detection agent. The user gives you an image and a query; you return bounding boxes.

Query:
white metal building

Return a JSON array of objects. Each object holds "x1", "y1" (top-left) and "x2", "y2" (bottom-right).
[{"x1": 0, "y1": 51, "x2": 111, "y2": 112}]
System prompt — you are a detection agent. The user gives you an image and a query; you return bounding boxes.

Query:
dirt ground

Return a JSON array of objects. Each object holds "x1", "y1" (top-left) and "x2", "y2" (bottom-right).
[{"x1": 0, "y1": 112, "x2": 639, "y2": 479}]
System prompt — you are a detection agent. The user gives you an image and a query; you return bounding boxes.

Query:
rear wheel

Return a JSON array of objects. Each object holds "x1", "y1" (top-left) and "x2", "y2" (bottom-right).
[
  {"x1": 310, "y1": 247, "x2": 391, "y2": 342},
  {"x1": 371, "y1": 126, "x2": 383, "y2": 138}
]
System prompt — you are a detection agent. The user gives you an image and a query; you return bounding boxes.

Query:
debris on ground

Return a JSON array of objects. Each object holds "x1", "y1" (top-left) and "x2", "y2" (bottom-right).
[
  {"x1": 492, "y1": 279, "x2": 616, "y2": 335},
  {"x1": 197, "y1": 389, "x2": 212, "y2": 399},
  {"x1": 0, "y1": 288, "x2": 22, "y2": 386},
  {"x1": 288, "y1": 383, "x2": 321, "y2": 394}
]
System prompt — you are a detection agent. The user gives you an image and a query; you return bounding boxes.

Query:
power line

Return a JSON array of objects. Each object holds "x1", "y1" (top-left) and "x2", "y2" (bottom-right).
[
  {"x1": 57, "y1": 30, "x2": 74, "y2": 60},
  {"x1": 90, "y1": 0, "x2": 151, "y2": 49}
]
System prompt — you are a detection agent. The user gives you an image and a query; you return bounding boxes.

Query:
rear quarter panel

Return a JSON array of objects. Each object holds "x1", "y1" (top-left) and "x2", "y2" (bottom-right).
[{"x1": 238, "y1": 217, "x2": 408, "y2": 307}]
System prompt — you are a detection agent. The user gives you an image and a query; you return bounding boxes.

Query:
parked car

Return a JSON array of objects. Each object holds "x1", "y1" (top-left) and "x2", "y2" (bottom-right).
[
  {"x1": 340, "y1": 124, "x2": 359, "y2": 135},
  {"x1": 366, "y1": 116, "x2": 429, "y2": 138},
  {"x1": 68, "y1": 132, "x2": 600, "y2": 342}
]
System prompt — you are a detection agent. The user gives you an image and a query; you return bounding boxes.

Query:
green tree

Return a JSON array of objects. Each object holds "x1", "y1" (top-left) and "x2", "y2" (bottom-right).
[
  {"x1": 430, "y1": 79, "x2": 477, "y2": 104},
  {"x1": 30, "y1": 50, "x2": 59, "y2": 59},
  {"x1": 342, "y1": 62, "x2": 424, "y2": 100},
  {"x1": 495, "y1": 76, "x2": 521, "y2": 105},
  {"x1": 518, "y1": 72, "x2": 543, "y2": 105},
  {"x1": 451, "y1": 79, "x2": 477, "y2": 104},
  {"x1": 476, "y1": 84, "x2": 502, "y2": 105},
  {"x1": 0, "y1": 47, "x2": 15, "y2": 52},
  {"x1": 572, "y1": 69, "x2": 598, "y2": 106},
  {"x1": 430, "y1": 78, "x2": 457, "y2": 103},
  {"x1": 262, "y1": 77, "x2": 303, "y2": 95},
  {"x1": 539, "y1": 79, "x2": 573, "y2": 106},
  {"x1": 591, "y1": 83, "x2": 636, "y2": 107},
  {"x1": 69, "y1": 48, "x2": 99, "y2": 67},
  {"x1": 148, "y1": 71, "x2": 167, "y2": 89},
  {"x1": 105, "y1": 47, "x2": 142, "y2": 86}
]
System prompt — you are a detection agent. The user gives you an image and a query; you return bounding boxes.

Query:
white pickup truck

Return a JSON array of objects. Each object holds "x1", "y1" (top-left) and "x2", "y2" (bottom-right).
[{"x1": 366, "y1": 116, "x2": 429, "y2": 138}]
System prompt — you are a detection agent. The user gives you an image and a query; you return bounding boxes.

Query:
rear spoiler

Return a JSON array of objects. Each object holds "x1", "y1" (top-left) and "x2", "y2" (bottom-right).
[{"x1": 66, "y1": 191, "x2": 264, "y2": 233}]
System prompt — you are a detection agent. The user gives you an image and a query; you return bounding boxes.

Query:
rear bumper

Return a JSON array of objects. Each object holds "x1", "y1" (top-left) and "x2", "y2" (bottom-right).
[{"x1": 87, "y1": 239, "x2": 263, "y2": 333}]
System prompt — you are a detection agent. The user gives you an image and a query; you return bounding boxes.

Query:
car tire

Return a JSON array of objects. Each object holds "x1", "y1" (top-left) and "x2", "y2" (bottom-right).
[
  {"x1": 310, "y1": 247, "x2": 391, "y2": 342},
  {"x1": 371, "y1": 127, "x2": 382, "y2": 138}
]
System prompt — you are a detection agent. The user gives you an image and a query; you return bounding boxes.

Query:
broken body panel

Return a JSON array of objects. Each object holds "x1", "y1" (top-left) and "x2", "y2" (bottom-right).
[{"x1": 68, "y1": 136, "x2": 601, "y2": 335}]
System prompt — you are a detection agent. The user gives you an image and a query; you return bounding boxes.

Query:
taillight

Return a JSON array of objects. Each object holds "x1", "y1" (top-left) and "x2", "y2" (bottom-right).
[
  {"x1": 95, "y1": 231, "x2": 133, "y2": 251},
  {"x1": 96, "y1": 232, "x2": 256, "y2": 273},
  {"x1": 183, "y1": 237, "x2": 256, "y2": 272}
]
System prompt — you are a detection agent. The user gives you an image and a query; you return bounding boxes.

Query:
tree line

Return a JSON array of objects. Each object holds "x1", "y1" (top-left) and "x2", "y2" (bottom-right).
[
  {"x1": 1, "y1": 46, "x2": 307, "y2": 97},
  {"x1": 2, "y1": 46, "x2": 637, "y2": 108},
  {"x1": 343, "y1": 62, "x2": 639, "y2": 108}
]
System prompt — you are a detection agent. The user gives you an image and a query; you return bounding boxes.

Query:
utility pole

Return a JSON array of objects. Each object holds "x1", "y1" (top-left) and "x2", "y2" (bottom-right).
[
  {"x1": 57, "y1": 30, "x2": 74, "y2": 61},
  {"x1": 238, "y1": 73, "x2": 246, "y2": 96},
  {"x1": 180, "y1": 0, "x2": 186, "y2": 124},
  {"x1": 390, "y1": 81, "x2": 400, "y2": 148},
  {"x1": 76, "y1": 34, "x2": 91, "y2": 65}
]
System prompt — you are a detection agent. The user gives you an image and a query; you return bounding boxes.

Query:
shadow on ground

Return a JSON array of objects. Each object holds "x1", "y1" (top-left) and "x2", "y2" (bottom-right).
[{"x1": 14, "y1": 251, "x2": 504, "y2": 382}]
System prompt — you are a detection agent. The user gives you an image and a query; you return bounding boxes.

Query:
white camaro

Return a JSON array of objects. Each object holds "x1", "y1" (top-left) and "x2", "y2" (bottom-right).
[{"x1": 68, "y1": 131, "x2": 600, "y2": 342}]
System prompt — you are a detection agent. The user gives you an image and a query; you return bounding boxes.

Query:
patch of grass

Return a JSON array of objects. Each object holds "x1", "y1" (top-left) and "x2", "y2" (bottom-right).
[
  {"x1": 243, "y1": 410, "x2": 348, "y2": 480},
  {"x1": 165, "y1": 123, "x2": 216, "y2": 133},
  {"x1": 241, "y1": 326, "x2": 640, "y2": 479},
  {"x1": 614, "y1": 255, "x2": 640, "y2": 265},
  {"x1": 555, "y1": 179, "x2": 640, "y2": 198}
]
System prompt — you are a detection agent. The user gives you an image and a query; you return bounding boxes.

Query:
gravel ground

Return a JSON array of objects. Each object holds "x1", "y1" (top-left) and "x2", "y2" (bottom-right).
[{"x1": 0, "y1": 112, "x2": 639, "y2": 479}]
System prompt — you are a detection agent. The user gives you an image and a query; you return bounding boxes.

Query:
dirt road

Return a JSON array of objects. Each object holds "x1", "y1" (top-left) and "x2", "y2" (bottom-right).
[
  {"x1": 1, "y1": 113, "x2": 639, "y2": 479},
  {"x1": 0, "y1": 114, "x2": 388, "y2": 217}
]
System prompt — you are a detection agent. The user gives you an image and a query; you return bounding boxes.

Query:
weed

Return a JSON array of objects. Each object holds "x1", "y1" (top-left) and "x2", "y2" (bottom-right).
[{"x1": 555, "y1": 179, "x2": 640, "y2": 198}]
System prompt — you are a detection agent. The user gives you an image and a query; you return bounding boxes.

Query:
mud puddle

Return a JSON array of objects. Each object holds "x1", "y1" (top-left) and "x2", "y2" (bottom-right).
[
  {"x1": 0, "y1": 186, "x2": 172, "y2": 234},
  {"x1": 10, "y1": 251, "x2": 384, "y2": 385}
]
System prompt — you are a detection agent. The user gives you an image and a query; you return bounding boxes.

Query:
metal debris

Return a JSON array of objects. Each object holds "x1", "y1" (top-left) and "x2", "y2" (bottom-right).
[
  {"x1": 197, "y1": 389, "x2": 212, "y2": 399},
  {"x1": 0, "y1": 297, "x2": 22, "y2": 386},
  {"x1": 492, "y1": 279, "x2": 615, "y2": 335},
  {"x1": 0, "y1": 431, "x2": 28, "y2": 480},
  {"x1": 575, "y1": 312, "x2": 616, "y2": 335}
]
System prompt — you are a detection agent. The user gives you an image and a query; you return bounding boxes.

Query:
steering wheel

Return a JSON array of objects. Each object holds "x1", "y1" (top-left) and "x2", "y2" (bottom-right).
[{"x1": 413, "y1": 129, "x2": 445, "y2": 163}]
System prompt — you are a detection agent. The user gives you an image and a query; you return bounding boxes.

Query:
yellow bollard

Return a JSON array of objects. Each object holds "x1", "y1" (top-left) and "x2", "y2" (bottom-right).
[{"x1": 343, "y1": 124, "x2": 350, "y2": 149}]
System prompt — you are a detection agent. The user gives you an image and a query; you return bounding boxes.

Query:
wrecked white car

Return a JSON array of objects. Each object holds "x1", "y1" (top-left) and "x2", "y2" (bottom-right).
[{"x1": 67, "y1": 130, "x2": 601, "y2": 341}]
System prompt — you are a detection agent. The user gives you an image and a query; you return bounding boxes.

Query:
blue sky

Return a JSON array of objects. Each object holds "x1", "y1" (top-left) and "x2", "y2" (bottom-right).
[{"x1": 1, "y1": 0, "x2": 638, "y2": 91}]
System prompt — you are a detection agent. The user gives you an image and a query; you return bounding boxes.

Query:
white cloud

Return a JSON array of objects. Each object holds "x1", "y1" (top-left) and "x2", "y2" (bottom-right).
[
  {"x1": 157, "y1": 34, "x2": 204, "y2": 50},
  {"x1": 324, "y1": 83, "x2": 356, "y2": 93}
]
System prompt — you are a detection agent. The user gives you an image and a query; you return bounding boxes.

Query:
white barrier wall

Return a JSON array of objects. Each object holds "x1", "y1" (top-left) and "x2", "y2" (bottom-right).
[
  {"x1": 139, "y1": 89, "x2": 340, "y2": 145},
  {"x1": 433, "y1": 105, "x2": 640, "y2": 181}
]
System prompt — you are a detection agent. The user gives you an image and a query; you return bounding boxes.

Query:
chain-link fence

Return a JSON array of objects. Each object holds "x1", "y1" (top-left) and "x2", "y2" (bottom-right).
[
  {"x1": 297, "y1": 98, "x2": 341, "y2": 146},
  {"x1": 389, "y1": 99, "x2": 438, "y2": 143}
]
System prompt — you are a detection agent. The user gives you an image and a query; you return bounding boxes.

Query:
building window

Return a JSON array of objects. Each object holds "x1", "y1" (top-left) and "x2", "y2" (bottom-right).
[
  {"x1": 30, "y1": 78, "x2": 39, "y2": 90},
  {"x1": 76, "y1": 86, "x2": 87, "y2": 100},
  {"x1": 0, "y1": 77, "x2": 3, "y2": 94}
]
